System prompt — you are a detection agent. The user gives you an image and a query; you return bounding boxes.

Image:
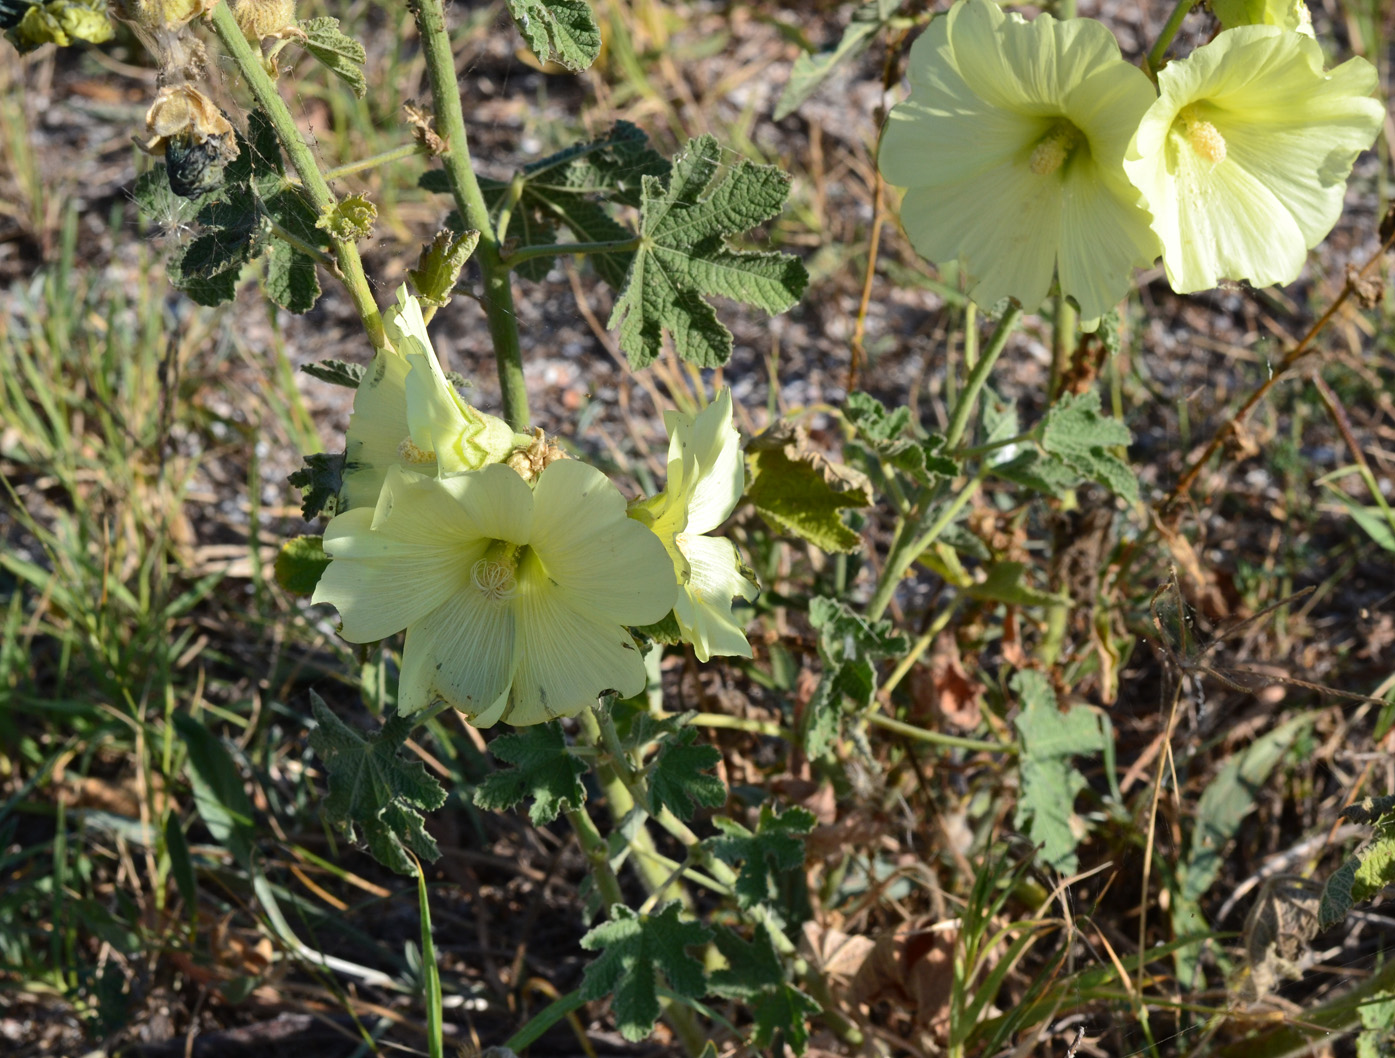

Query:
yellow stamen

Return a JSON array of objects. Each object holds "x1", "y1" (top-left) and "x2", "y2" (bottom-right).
[
  {"x1": 1028, "y1": 122, "x2": 1081, "y2": 177},
  {"x1": 398, "y1": 438, "x2": 436, "y2": 465},
  {"x1": 1180, "y1": 105, "x2": 1227, "y2": 165}
]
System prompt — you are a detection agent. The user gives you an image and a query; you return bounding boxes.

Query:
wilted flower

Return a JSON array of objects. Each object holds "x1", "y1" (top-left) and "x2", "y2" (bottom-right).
[
  {"x1": 340, "y1": 287, "x2": 521, "y2": 511},
  {"x1": 630, "y1": 389, "x2": 758, "y2": 661},
  {"x1": 1124, "y1": 27, "x2": 1382, "y2": 293},
  {"x1": 232, "y1": 0, "x2": 296, "y2": 40},
  {"x1": 877, "y1": 0, "x2": 1160, "y2": 322},
  {"x1": 313, "y1": 461, "x2": 678, "y2": 726},
  {"x1": 138, "y1": 85, "x2": 239, "y2": 199}
]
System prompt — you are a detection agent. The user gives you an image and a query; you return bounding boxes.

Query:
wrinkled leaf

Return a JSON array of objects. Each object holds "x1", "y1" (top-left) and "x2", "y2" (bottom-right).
[
  {"x1": 746, "y1": 422, "x2": 872, "y2": 553},
  {"x1": 473, "y1": 722, "x2": 587, "y2": 825}
]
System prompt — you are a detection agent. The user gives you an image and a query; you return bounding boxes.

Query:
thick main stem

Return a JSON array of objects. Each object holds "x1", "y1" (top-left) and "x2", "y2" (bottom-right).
[
  {"x1": 206, "y1": 2, "x2": 385, "y2": 350},
  {"x1": 411, "y1": 0, "x2": 530, "y2": 430}
]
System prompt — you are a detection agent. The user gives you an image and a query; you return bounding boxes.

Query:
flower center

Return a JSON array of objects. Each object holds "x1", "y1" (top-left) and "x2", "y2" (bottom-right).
[
  {"x1": 1028, "y1": 121, "x2": 1082, "y2": 177},
  {"x1": 1178, "y1": 105, "x2": 1226, "y2": 165},
  {"x1": 398, "y1": 437, "x2": 437, "y2": 465},
  {"x1": 471, "y1": 542, "x2": 521, "y2": 601}
]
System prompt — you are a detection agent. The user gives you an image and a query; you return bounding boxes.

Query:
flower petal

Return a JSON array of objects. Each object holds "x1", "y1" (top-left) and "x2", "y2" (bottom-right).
[
  {"x1": 530, "y1": 460, "x2": 678, "y2": 625},
  {"x1": 503, "y1": 569, "x2": 650, "y2": 725},
  {"x1": 341, "y1": 347, "x2": 411, "y2": 511},
  {"x1": 666, "y1": 389, "x2": 744, "y2": 535},
  {"x1": 674, "y1": 533, "x2": 757, "y2": 661},
  {"x1": 397, "y1": 584, "x2": 520, "y2": 719}
]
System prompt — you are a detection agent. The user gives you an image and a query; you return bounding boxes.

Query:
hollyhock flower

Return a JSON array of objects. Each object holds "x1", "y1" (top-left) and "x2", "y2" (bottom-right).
[
  {"x1": 877, "y1": 0, "x2": 1160, "y2": 323},
  {"x1": 630, "y1": 389, "x2": 757, "y2": 661},
  {"x1": 340, "y1": 287, "x2": 520, "y2": 511},
  {"x1": 1124, "y1": 27, "x2": 1381, "y2": 293},
  {"x1": 313, "y1": 461, "x2": 678, "y2": 726}
]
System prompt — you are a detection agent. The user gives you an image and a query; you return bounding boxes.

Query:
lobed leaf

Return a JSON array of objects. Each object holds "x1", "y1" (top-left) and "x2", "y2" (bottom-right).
[
  {"x1": 296, "y1": 17, "x2": 368, "y2": 97},
  {"x1": 307, "y1": 694, "x2": 447, "y2": 875},
  {"x1": 647, "y1": 728, "x2": 725, "y2": 820},
  {"x1": 746, "y1": 422, "x2": 872, "y2": 553},
  {"x1": 472, "y1": 722, "x2": 587, "y2": 825},
  {"x1": 608, "y1": 135, "x2": 807, "y2": 368},
  {"x1": 580, "y1": 903, "x2": 712, "y2": 1041},
  {"x1": 506, "y1": 0, "x2": 601, "y2": 72}
]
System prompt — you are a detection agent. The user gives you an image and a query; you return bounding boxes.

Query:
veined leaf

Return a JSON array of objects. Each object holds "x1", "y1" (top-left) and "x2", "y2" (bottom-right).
[
  {"x1": 774, "y1": 0, "x2": 903, "y2": 120},
  {"x1": 507, "y1": 0, "x2": 601, "y2": 72},
  {"x1": 608, "y1": 135, "x2": 807, "y2": 368},
  {"x1": 473, "y1": 722, "x2": 587, "y2": 825},
  {"x1": 297, "y1": 17, "x2": 367, "y2": 97}
]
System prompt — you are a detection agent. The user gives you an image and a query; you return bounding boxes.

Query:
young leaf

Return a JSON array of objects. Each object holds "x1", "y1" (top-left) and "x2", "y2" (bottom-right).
[
  {"x1": 709, "y1": 923, "x2": 786, "y2": 997},
  {"x1": 1011, "y1": 670, "x2": 1105, "y2": 874},
  {"x1": 296, "y1": 17, "x2": 368, "y2": 97},
  {"x1": 472, "y1": 722, "x2": 587, "y2": 825},
  {"x1": 607, "y1": 135, "x2": 808, "y2": 369},
  {"x1": 1039, "y1": 389, "x2": 1138, "y2": 504},
  {"x1": 647, "y1": 728, "x2": 724, "y2": 820},
  {"x1": 288, "y1": 452, "x2": 344, "y2": 520},
  {"x1": 844, "y1": 391, "x2": 959, "y2": 484},
  {"x1": 408, "y1": 228, "x2": 479, "y2": 309},
  {"x1": 746, "y1": 422, "x2": 872, "y2": 553},
  {"x1": 809, "y1": 596, "x2": 911, "y2": 664},
  {"x1": 774, "y1": 0, "x2": 903, "y2": 120},
  {"x1": 307, "y1": 694, "x2": 447, "y2": 876},
  {"x1": 707, "y1": 804, "x2": 815, "y2": 910},
  {"x1": 580, "y1": 903, "x2": 712, "y2": 1042},
  {"x1": 274, "y1": 535, "x2": 330, "y2": 596},
  {"x1": 506, "y1": 0, "x2": 601, "y2": 72}
]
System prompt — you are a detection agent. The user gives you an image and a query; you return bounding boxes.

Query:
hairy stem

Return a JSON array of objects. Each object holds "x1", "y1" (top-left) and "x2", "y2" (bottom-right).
[
  {"x1": 206, "y1": 1, "x2": 385, "y2": 349},
  {"x1": 1145, "y1": 0, "x2": 1198, "y2": 75},
  {"x1": 502, "y1": 236, "x2": 642, "y2": 268},
  {"x1": 410, "y1": 0, "x2": 529, "y2": 430}
]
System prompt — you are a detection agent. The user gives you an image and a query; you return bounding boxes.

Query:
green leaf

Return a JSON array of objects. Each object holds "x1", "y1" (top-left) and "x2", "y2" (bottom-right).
[
  {"x1": 746, "y1": 422, "x2": 872, "y2": 553},
  {"x1": 408, "y1": 228, "x2": 479, "y2": 309},
  {"x1": 707, "y1": 804, "x2": 815, "y2": 909},
  {"x1": 967, "y1": 561, "x2": 1071, "y2": 608},
  {"x1": 631, "y1": 608, "x2": 684, "y2": 647},
  {"x1": 472, "y1": 722, "x2": 587, "y2": 825},
  {"x1": 580, "y1": 903, "x2": 712, "y2": 1041},
  {"x1": 1011, "y1": 670, "x2": 1105, "y2": 874},
  {"x1": 844, "y1": 391, "x2": 959, "y2": 484},
  {"x1": 307, "y1": 694, "x2": 447, "y2": 875},
  {"x1": 1039, "y1": 389, "x2": 1138, "y2": 504},
  {"x1": 300, "y1": 360, "x2": 365, "y2": 389},
  {"x1": 274, "y1": 535, "x2": 330, "y2": 596},
  {"x1": 607, "y1": 134, "x2": 807, "y2": 369},
  {"x1": 478, "y1": 122, "x2": 668, "y2": 283},
  {"x1": 987, "y1": 448, "x2": 1081, "y2": 498},
  {"x1": 709, "y1": 923, "x2": 786, "y2": 997},
  {"x1": 809, "y1": 596, "x2": 910, "y2": 663},
  {"x1": 265, "y1": 239, "x2": 321, "y2": 313},
  {"x1": 296, "y1": 17, "x2": 367, "y2": 97},
  {"x1": 506, "y1": 0, "x2": 601, "y2": 71},
  {"x1": 288, "y1": 452, "x2": 344, "y2": 520},
  {"x1": 647, "y1": 728, "x2": 724, "y2": 820},
  {"x1": 774, "y1": 0, "x2": 901, "y2": 120},
  {"x1": 1328, "y1": 489, "x2": 1395, "y2": 552},
  {"x1": 1321, "y1": 797, "x2": 1395, "y2": 930},
  {"x1": 751, "y1": 983, "x2": 821, "y2": 1051},
  {"x1": 173, "y1": 713, "x2": 256, "y2": 865},
  {"x1": 317, "y1": 193, "x2": 377, "y2": 241}
]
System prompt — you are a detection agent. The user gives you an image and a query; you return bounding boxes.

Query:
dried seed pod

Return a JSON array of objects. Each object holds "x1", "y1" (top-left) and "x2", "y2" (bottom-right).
[
  {"x1": 139, "y1": 85, "x2": 240, "y2": 199},
  {"x1": 232, "y1": 0, "x2": 294, "y2": 39}
]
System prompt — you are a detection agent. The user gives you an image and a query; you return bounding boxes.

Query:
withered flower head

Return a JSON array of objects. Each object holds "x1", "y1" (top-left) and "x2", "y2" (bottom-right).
[{"x1": 139, "y1": 85, "x2": 240, "y2": 199}]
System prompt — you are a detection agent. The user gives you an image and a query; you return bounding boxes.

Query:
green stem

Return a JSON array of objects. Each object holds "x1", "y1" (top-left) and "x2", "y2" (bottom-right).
[
  {"x1": 502, "y1": 236, "x2": 642, "y2": 268},
  {"x1": 1146, "y1": 0, "x2": 1198, "y2": 75},
  {"x1": 564, "y1": 806, "x2": 626, "y2": 908},
  {"x1": 323, "y1": 143, "x2": 426, "y2": 182},
  {"x1": 944, "y1": 303, "x2": 1022, "y2": 450},
  {"x1": 206, "y1": 1, "x2": 385, "y2": 349},
  {"x1": 865, "y1": 712, "x2": 1014, "y2": 754},
  {"x1": 264, "y1": 217, "x2": 334, "y2": 268},
  {"x1": 410, "y1": 0, "x2": 529, "y2": 430}
]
